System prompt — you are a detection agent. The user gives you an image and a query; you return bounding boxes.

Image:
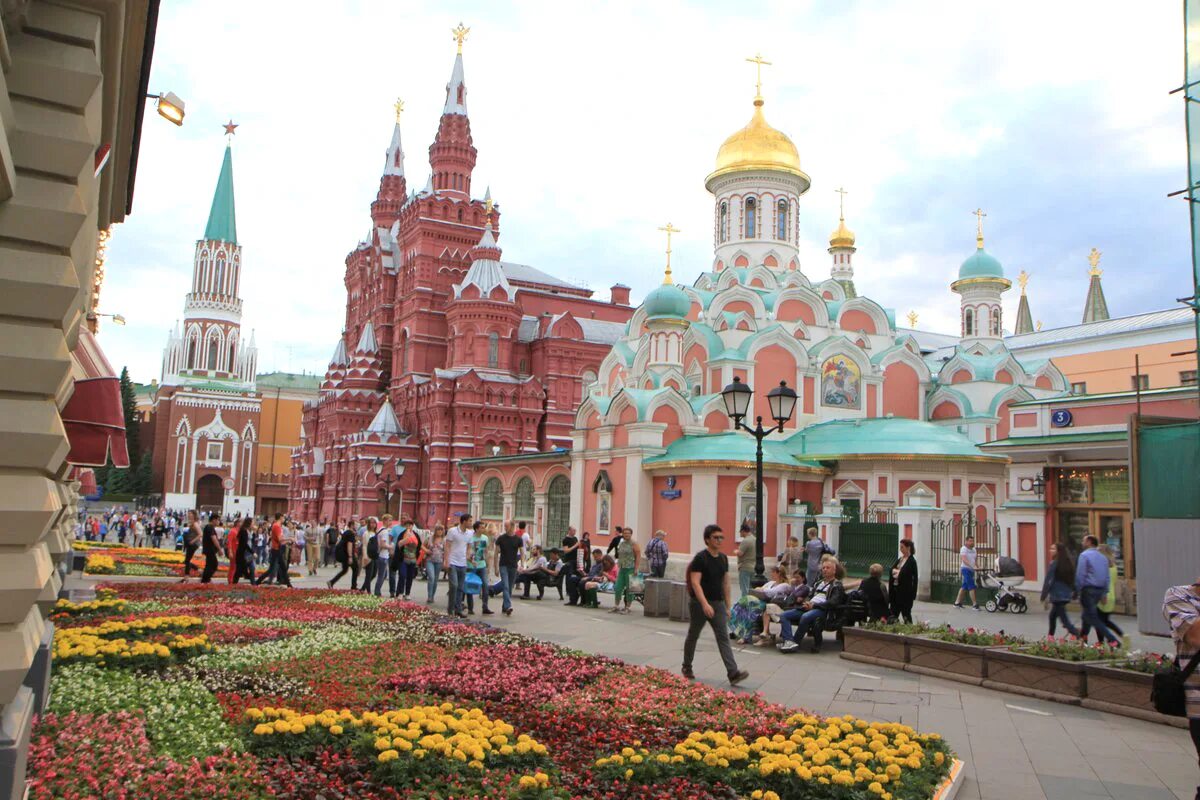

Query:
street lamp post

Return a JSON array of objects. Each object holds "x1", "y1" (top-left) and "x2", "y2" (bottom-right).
[
  {"x1": 372, "y1": 457, "x2": 406, "y2": 517},
  {"x1": 720, "y1": 377, "x2": 798, "y2": 588}
]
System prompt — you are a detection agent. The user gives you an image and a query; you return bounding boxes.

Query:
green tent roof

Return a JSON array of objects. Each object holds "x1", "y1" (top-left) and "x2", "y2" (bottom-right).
[
  {"x1": 204, "y1": 145, "x2": 237, "y2": 244},
  {"x1": 786, "y1": 417, "x2": 1004, "y2": 461},
  {"x1": 643, "y1": 432, "x2": 825, "y2": 471}
]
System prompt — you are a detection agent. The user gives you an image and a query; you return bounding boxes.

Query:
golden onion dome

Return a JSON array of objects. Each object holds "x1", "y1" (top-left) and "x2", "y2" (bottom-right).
[
  {"x1": 829, "y1": 217, "x2": 856, "y2": 249},
  {"x1": 706, "y1": 98, "x2": 809, "y2": 189}
]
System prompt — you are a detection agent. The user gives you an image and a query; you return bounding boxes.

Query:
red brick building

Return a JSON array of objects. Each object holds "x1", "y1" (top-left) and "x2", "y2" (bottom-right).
[{"x1": 288, "y1": 40, "x2": 633, "y2": 535}]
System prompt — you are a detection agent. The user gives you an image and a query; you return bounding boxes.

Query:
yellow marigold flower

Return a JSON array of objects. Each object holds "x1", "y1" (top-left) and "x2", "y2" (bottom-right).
[
  {"x1": 330, "y1": 725, "x2": 343, "y2": 735},
  {"x1": 468, "y1": 760, "x2": 484, "y2": 770},
  {"x1": 518, "y1": 776, "x2": 537, "y2": 789},
  {"x1": 868, "y1": 782, "x2": 885, "y2": 794},
  {"x1": 624, "y1": 769, "x2": 633, "y2": 780},
  {"x1": 934, "y1": 752, "x2": 945, "y2": 766}
]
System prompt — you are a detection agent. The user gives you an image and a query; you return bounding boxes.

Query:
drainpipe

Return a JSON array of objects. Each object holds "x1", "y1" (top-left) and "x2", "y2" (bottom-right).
[{"x1": 457, "y1": 461, "x2": 471, "y2": 519}]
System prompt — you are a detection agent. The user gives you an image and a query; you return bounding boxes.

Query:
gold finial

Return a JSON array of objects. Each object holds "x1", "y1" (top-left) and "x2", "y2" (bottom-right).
[
  {"x1": 972, "y1": 208, "x2": 987, "y2": 249},
  {"x1": 835, "y1": 186, "x2": 848, "y2": 221},
  {"x1": 745, "y1": 52, "x2": 772, "y2": 104},
  {"x1": 906, "y1": 310, "x2": 918, "y2": 328},
  {"x1": 451, "y1": 22, "x2": 470, "y2": 54},
  {"x1": 1036, "y1": 320, "x2": 1043, "y2": 331},
  {"x1": 1017, "y1": 270, "x2": 1029, "y2": 294},
  {"x1": 658, "y1": 222, "x2": 681, "y2": 285},
  {"x1": 393, "y1": 98, "x2": 404, "y2": 122},
  {"x1": 1087, "y1": 247, "x2": 1102, "y2": 277}
]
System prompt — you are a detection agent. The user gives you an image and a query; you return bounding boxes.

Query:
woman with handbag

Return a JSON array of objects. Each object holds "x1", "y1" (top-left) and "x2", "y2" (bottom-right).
[
  {"x1": 888, "y1": 539, "x2": 918, "y2": 624},
  {"x1": 1163, "y1": 578, "x2": 1200, "y2": 797}
]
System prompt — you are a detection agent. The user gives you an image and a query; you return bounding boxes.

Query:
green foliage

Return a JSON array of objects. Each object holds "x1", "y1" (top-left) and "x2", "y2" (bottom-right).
[{"x1": 119, "y1": 366, "x2": 140, "y2": 462}]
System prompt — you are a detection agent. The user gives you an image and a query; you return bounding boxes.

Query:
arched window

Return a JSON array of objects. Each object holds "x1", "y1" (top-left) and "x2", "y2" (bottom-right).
[
  {"x1": 964, "y1": 308, "x2": 975, "y2": 336},
  {"x1": 487, "y1": 333, "x2": 499, "y2": 368},
  {"x1": 481, "y1": 477, "x2": 503, "y2": 517},
  {"x1": 214, "y1": 258, "x2": 225, "y2": 294},
  {"x1": 581, "y1": 369, "x2": 597, "y2": 392},
  {"x1": 228, "y1": 341, "x2": 237, "y2": 373},
  {"x1": 457, "y1": 208, "x2": 464, "y2": 221},
  {"x1": 186, "y1": 337, "x2": 197, "y2": 369},
  {"x1": 545, "y1": 474, "x2": 570, "y2": 550},
  {"x1": 719, "y1": 201, "x2": 729, "y2": 242},
  {"x1": 206, "y1": 336, "x2": 218, "y2": 370},
  {"x1": 777, "y1": 199, "x2": 789, "y2": 240},
  {"x1": 745, "y1": 197, "x2": 757, "y2": 238},
  {"x1": 514, "y1": 477, "x2": 534, "y2": 519},
  {"x1": 990, "y1": 308, "x2": 1001, "y2": 336}
]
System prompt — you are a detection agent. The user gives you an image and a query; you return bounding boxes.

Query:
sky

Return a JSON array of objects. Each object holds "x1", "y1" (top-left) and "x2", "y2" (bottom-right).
[{"x1": 100, "y1": 0, "x2": 1192, "y2": 384}]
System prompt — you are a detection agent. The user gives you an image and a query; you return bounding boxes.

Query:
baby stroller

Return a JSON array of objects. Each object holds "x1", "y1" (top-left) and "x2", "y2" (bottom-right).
[{"x1": 979, "y1": 556, "x2": 1027, "y2": 613}]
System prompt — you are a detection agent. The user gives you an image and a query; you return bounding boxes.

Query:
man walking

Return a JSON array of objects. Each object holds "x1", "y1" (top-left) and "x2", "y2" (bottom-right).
[
  {"x1": 373, "y1": 515, "x2": 393, "y2": 597},
  {"x1": 646, "y1": 529, "x2": 669, "y2": 578},
  {"x1": 953, "y1": 535, "x2": 980, "y2": 610},
  {"x1": 803, "y1": 527, "x2": 825, "y2": 587},
  {"x1": 465, "y1": 521, "x2": 493, "y2": 615},
  {"x1": 494, "y1": 520, "x2": 523, "y2": 616},
  {"x1": 1076, "y1": 535, "x2": 1119, "y2": 645},
  {"x1": 199, "y1": 514, "x2": 221, "y2": 584},
  {"x1": 254, "y1": 513, "x2": 286, "y2": 586},
  {"x1": 681, "y1": 524, "x2": 749, "y2": 686},
  {"x1": 445, "y1": 513, "x2": 472, "y2": 618},
  {"x1": 306, "y1": 522, "x2": 321, "y2": 576}
]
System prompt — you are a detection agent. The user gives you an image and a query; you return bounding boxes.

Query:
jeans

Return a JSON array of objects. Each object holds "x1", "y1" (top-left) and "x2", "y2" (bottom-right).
[
  {"x1": 466, "y1": 567, "x2": 490, "y2": 612},
  {"x1": 1079, "y1": 586, "x2": 1118, "y2": 644},
  {"x1": 275, "y1": 546, "x2": 293, "y2": 586},
  {"x1": 499, "y1": 565, "x2": 518, "y2": 611},
  {"x1": 329, "y1": 558, "x2": 357, "y2": 588},
  {"x1": 650, "y1": 563, "x2": 666, "y2": 579},
  {"x1": 782, "y1": 607, "x2": 828, "y2": 646},
  {"x1": 447, "y1": 565, "x2": 467, "y2": 614},
  {"x1": 1083, "y1": 609, "x2": 1126, "y2": 641},
  {"x1": 256, "y1": 548, "x2": 283, "y2": 584},
  {"x1": 398, "y1": 561, "x2": 418, "y2": 597},
  {"x1": 565, "y1": 572, "x2": 584, "y2": 604},
  {"x1": 362, "y1": 559, "x2": 377, "y2": 592},
  {"x1": 1048, "y1": 601, "x2": 1079, "y2": 637},
  {"x1": 425, "y1": 560, "x2": 441, "y2": 602},
  {"x1": 374, "y1": 558, "x2": 391, "y2": 596},
  {"x1": 739, "y1": 570, "x2": 753, "y2": 598},
  {"x1": 200, "y1": 551, "x2": 219, "y2": 583},
  {"x1": 682, "y1": 599, "x2": 740, "y2": 678}
]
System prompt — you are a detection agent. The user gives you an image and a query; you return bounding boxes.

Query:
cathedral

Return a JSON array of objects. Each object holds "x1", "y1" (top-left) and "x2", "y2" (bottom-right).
[
  {"x1": 464, "y1": 72, "x2": 1072, "y2": 565},
  {"x1": 151, "y1": 131, "x2": 263, "y2": 515},
  {"x1": 287, "y1": 31, "x2": 635, "y2": 526}
]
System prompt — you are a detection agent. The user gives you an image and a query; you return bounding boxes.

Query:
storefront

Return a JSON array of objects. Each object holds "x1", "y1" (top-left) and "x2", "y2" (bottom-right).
[{"x1": 1049, "y1": 465, "x2": 1132, "y2": 576}]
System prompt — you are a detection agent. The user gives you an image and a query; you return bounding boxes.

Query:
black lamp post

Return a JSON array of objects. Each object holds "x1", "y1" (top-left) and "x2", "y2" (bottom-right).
[
  {"x1": 372, "y1": 457, "x2": 406, "y2": 517},
  {"x1": 720, "y1": 377, "x2": 798, "y2": 588}
]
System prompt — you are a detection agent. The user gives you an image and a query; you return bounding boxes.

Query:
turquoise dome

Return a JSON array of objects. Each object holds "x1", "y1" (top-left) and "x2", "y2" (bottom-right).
[
  {"x1": 643, "y1": 283, "x2": 691, "y2": 320},
  {"x1": 958, "y1": 247, "x2": 1005, "y2": 281}
]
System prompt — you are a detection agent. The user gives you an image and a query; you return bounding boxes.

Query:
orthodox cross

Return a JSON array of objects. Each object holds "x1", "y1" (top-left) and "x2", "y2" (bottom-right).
[
  {"x1": 1088, "y1": 247, "x2": 1102, "y2": 276},
  {"x1": 452, "y1": 22, "x2": 470, "y2": 53},
  {"x1": 972, "y1": 207, "x2": 987, "y2": 246},
  {"x1": 658, "y1": 222, "x2": 681, "y2": 285},
  {"x1": 223, "y1": 120, "x2": 238, "y2": 137},
  {"x1": 906, "y1": 310, "x2": 918, "y2": 328},
  {"x1": 394, "y1": 98, "x2": 404, "y2": 122},
  {"x1": 1017, "y1": 270, "x2": 1029, "y2": 294},
  {"x1": 835, "y1": 186, "x2": 848, "y2": 219},
  {"x1": 746, "y1": 53, "x2": 772, "y2": 98}
]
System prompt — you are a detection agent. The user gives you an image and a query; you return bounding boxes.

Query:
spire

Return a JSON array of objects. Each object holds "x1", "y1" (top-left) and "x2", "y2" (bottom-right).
[
  {"x1": 454, "y1": 221, "x2": 515, "y2": 301},
  {"x1": 444, "y1": 23, "x2": 469, "y2": 115},
  {"x1": 384, "y1": 99, "x2": 405, "y2": 176},
  {"x1": 657, "y1": 222, "x2": 680, "y2": 285},
  {"x1": 204, "y1": 137, "x2": 237, "y2": 244},
  {"x1": 1014, "y1": 271, "x2": 1034, "y2": 334},
  {"x1": 354, "y1": 321, "x2": 378, "y2": 354},
  {"x1": 329, "y1": 337, "x2": 348, "y2": 366},
  {"x1": 366, "y1": 399, "x2": 404, "y2": 437},
  {"x1": 1082, "y1": 247, "x2": 1110, "y2": 323}
]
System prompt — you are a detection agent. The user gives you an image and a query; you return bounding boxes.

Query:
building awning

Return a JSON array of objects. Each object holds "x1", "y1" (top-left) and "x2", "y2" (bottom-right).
[{"x1": 62, "y1": 328, "x2": 130, "y2": 468}]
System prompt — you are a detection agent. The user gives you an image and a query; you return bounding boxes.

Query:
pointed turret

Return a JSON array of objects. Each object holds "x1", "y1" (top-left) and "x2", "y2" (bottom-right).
[
  {"x1": 828, "y1": 187, "x2": 857, "y2": 298},
  {"x1": 1014, "y1": 270, "x2": 1034, "y2": 335},
  {"x1": 951, "y1": 210, "x2": 1011, "y2": 343},
  {"x1": 365, "y1": 399, "x2": 404, "y2": 438},
  {"x1": 342, "y1": 322, "x2": 383, "y2": 392},
  {"x1": 454, "y1": 222, "x2": 514, "y2": 301},
  {"x1": 372, "y1": 100, "x2": 408, "y2": 227},
  {"x1": 428, "y1": 25, "x2": 477, "y2": 200},
  {"x1": 205, "y1": 143, "x2": 237, "y2": 244},
  {"x1": 1081, "y1": 248, "x2": 1110, "y2": 323}
]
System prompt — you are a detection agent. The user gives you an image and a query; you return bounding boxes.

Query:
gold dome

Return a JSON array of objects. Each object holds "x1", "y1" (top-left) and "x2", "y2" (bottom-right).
[
  {"x1": 829, "y1": 217, "x2": 856, "y2": 249},
  {"x1": 706, "y1": 99, "x2": 810, "y2": 188}
]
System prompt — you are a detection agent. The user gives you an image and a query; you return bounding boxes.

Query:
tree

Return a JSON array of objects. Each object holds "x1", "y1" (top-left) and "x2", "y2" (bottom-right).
[
  {"x1": 119, "y1": 367, "x2": 140, "y2": 463},
  {"x1": 132, "y1": 451, "x2": 153, "y2": 496}
]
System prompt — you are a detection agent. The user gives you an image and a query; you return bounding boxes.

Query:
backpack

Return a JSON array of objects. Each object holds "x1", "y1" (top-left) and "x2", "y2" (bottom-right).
[
  {"x1": 367, "y1": 534, "x2": 379, "y2": 560},
  {"x1": 821, "y1": 541, "x2": 836, "y2": 557},
  {"x1": 844, "y1": 588, "x2": 868, "y2": 625}
]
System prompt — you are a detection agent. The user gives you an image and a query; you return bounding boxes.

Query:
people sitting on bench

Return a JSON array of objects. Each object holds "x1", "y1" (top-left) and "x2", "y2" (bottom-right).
[
  {"x1": 515, "y1": 546, "x2": 546, "y2": 598},
  {"x1": 580, "y1": 555, "x2": 617, "y2": 608},
  {"x1": 777, "y1": 557, "x2": 846, "y2": 653},
  {"x1": 522, "y1": 549, "x2": 564, "y2": 599},
  {"x1": 566, "y1": 548, "x2": 604, "y2": 606}
]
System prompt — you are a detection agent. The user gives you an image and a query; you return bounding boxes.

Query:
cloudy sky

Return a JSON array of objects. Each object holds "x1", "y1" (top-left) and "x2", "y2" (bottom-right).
[{"x1": 100, "y1": 1, "x2": 1191, "y2": 384}]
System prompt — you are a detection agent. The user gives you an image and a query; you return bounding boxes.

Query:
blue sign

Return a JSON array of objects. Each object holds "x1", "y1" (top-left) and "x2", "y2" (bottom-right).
[
  {"x1": 1051, "y1": 409, "x2": 1073, "y2": 428},
  {"x1": 660, "y1": 489, "x2": 682, "y2": 500}
]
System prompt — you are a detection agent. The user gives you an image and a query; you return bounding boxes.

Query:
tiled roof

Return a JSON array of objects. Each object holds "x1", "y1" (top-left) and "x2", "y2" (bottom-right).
[
  {"x1": 501, "y1": 261, "x2": 583, "y2": 291},
  {"x1": 1005, "y1": 307, "x2": 1191, "y2": 350}
]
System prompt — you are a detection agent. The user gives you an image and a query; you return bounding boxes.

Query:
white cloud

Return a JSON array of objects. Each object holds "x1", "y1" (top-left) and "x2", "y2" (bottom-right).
[{"x1": 98, "y1": 0, "x2": 1188, "y2": 382}]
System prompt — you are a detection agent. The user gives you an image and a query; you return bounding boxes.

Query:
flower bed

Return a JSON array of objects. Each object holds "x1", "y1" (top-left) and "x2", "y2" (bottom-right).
[
  {"x1": 984, "y1": 638, "x2": 1125, "y2": 701},
  {"x1": 906, "y1": 626, "x2": 1023, "y2": 684},
  {"x1": 32, "y1": 583, "x2": 959, "y2": 799},
  {"x1": 1081, "y1": 652, "x2": 1187, "y2": 727},
  {"x1": 841, "y1": 622, "x2": 929, "y2": 668}
]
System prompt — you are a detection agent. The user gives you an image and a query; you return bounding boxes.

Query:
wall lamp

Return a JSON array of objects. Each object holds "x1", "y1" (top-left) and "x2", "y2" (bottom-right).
[{"x1": 147, "y1": 92, "x2": 186, "y2": 126}]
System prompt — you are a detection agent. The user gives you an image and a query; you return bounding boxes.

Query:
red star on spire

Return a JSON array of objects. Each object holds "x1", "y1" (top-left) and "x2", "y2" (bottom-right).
[{"x1": 223, "y1": 120, "x2": 238, "y2": 136}]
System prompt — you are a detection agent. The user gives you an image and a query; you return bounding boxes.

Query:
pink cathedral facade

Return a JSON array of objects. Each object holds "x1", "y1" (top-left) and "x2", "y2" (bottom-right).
[{"x1": 287, "y1": 42, "x2": 634, "y2": 528}]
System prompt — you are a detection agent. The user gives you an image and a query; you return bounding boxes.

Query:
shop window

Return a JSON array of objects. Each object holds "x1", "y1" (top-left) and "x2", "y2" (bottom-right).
[
  {"x1": 1182, "y1": 370, "x2": 1198, "y2": 387},
  {"x1": 1056, "y1": 469, "x2": 1091, "y2": 504}
]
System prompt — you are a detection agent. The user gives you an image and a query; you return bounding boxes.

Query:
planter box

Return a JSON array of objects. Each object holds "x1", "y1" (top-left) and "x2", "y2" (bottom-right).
[
  {"x1": 840, "y1": 627, "x2": 909, "y2": 668},
  {"x1": 1083, "y1": 662, "x2": 1188, "y2": 728},
  {"x1": 907, "y1": 637, "x2": 1004, "y2": 685},
  {"x1": 984, "y1": 648, "x2": 1114, "y2": 701}
]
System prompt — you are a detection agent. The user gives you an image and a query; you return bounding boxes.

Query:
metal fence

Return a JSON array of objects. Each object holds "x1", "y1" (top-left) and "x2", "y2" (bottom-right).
[
  {"x1": 930, "y1": 515, "x2": 999, "y2": 603},
  {"x1": 839, "y1": 504, "x2": 898, "y2": 577}
]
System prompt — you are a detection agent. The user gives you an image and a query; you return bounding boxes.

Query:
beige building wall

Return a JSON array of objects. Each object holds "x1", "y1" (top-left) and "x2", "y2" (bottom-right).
[{"x1": 0, "y1": 2, "x2": 152, "y2": 798}]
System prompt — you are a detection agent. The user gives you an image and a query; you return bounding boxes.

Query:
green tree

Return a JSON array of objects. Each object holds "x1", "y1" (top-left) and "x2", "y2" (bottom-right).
[
  {"x1": 132, "y1": 451, "x2": 153, "y2": 495},
  {"x1": 119, "y1": 367, "x2": 140, "y2": 462}
]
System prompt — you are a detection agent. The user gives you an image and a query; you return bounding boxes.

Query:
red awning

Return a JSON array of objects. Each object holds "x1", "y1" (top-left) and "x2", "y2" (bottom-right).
[
  {"x1": 63, "y1": 328, "x2": 130, "y2": 468},
  {"x1": 76, "y1": 467, "x2": 98, "y2": 496}
]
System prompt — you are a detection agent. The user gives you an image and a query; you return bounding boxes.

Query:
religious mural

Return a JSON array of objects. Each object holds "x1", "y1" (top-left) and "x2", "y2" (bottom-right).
[{"x1": 821, "y1": 355, "x2": 861, "y2": 409}]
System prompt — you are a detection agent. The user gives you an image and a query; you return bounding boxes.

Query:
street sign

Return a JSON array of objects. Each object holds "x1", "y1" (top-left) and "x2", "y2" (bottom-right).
[
  {"x1": 1050, "y1": 409, "x2": 1073, "y2": 428},
  {"x1": 222, "y1": 477, "x2": 234, "y2": 490}
]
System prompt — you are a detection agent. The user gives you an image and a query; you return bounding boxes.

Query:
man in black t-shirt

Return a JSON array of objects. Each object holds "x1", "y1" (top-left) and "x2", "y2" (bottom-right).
[
  {"x1": 682, "y1": 524, "x2": 748, "y2": 685},
  {"x1": 495, "y1": 524, "x2": 524, "y2": 616},
  {"x1": 200, "y1": 516, "x2": 221, "y2": 584}
]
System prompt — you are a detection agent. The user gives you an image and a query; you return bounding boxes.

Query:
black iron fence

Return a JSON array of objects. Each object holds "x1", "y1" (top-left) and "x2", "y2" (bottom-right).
[{"x1": 930, "y1": 515, "x2": 1000, "y2": 603}]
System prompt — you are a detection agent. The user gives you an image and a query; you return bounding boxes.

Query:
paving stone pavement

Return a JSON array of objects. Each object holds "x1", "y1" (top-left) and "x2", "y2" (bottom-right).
[{"x1": 74, "y1": 564, "x2": 1199, "y2": 800}]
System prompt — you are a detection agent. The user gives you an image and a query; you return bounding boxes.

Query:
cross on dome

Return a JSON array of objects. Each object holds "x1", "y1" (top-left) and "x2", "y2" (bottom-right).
[
  {"x1": 745, "y1": 52, "x2": 772, "y2": 101},
  {"x1": 973, "y1": 207, "x2": 987, "y2": 248},
  {"x1": 657, "y1": 222, "x2": 681, "y2": 285}
]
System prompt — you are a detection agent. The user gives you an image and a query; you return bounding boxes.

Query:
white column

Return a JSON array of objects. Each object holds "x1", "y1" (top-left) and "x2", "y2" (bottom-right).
[
  {"x1": 815, "y1": 508, "x2": 841, "y2": 554},
  {"x1": 569, "y1": 452, "x2": 584, "y2": 532},
  {"x1": 896, "y1": 504, "x2": 943, "y2": 600},
  {"x1": 691, "y1": 473, "x2": 718, "y2": 555}
]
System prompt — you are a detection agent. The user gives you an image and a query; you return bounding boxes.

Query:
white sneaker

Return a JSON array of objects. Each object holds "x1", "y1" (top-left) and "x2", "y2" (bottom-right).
[{"x1": 778, "y1": 640, "x2": 800, "y2": 653}]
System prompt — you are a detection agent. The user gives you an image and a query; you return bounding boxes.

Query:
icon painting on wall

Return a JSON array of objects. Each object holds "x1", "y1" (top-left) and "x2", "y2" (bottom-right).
[{"x1": 821, "y1": 355, "x2": 861, "y2": 409}]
